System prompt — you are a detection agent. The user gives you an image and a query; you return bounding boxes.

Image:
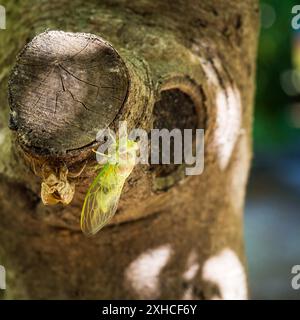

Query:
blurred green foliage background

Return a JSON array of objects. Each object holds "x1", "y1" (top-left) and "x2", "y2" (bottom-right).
[
  {"x1": 255, "y1": 0, "x2": 300, "y2": 151},
  {"x1": 245, "y1": 0, "x2": 300, "y2": 300}
]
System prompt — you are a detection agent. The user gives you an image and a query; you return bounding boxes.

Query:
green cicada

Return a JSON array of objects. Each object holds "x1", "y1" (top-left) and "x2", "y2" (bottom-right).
[{"x1": 81, "y1": 135, "x2": 138, "y2": 236}]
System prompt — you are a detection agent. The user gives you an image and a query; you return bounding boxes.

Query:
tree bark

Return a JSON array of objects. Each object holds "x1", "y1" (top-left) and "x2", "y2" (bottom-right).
[{"x1": 0, "y1": 0, "x2": 259, "y2": 299}]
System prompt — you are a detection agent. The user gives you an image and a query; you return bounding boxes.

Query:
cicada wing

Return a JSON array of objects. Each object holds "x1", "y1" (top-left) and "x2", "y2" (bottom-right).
[{"x1": 80, "y1": 165, "x2": 127, "y2": 236}]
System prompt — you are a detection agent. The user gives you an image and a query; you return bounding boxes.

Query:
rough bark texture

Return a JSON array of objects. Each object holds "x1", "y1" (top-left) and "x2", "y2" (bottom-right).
[{"x1": 0, "y1": 0, "x2": 259, "y2": 299}]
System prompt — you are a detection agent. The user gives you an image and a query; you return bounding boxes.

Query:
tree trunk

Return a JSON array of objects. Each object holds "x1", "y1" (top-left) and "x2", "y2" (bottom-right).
[{"x1": 0, "y1": 0, "x2": 259, "y2": 299}]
